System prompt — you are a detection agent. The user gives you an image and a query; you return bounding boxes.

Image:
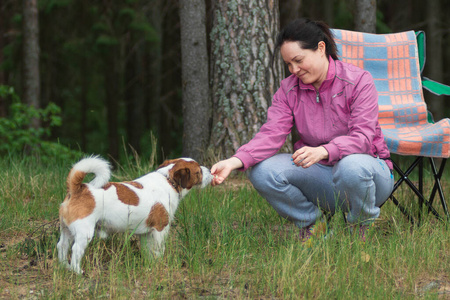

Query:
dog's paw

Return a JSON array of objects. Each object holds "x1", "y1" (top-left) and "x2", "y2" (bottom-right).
[
  {"x1": 150, "y1": 248, "x2": 166, "y2": 259},
  {"x1": 97, "y1": 230, "x2": 109, "y2": 239},
  {"x1": 70, "y1": 264, "x2": 84, "y2": 275},
  {"x1": 59, "y1": 260, "x2": 71, "y2": 270}
]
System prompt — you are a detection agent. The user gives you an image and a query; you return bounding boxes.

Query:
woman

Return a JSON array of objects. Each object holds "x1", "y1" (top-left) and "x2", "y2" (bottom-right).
[{"x1": 211, "y1": 18, "x2": 394, "y2": 242}]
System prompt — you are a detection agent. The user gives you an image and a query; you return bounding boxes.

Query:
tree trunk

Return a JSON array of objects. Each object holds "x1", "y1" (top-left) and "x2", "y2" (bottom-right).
[
  {"x1": 354, "y1": 0, "x2": 376, "y2": 33},
  {"x1": 280, "y1": 0, "x2": 301, "y2": 28},
  {"x1": 323, "y1": 0, "x2": 335, "y2": 27},
  {"x1": 209, "y1": 0, "x2": 290, "y2": 159},
  {"x1": 105, "y1": 51, "x2": 120, "y2": 161},
  {"x1": 0, "y1": 0, "x2": 6, "y2": 117},
  {"x1": 179, "y1": 0, "x2": 210, "y2": 162},
  {"x1": 145, "y1": 0, "x2": 164, "y2": 159},
  {"x1": 80, "y1": 57, "x2": 88, "y2": 151},
  {"x1": 160, "y1": 0, "x2": 182, "y2": 158},
  {"x1": 279, "y1": 0, "x2": 301, "y2": 150},
  {"x1": 126, "y1": 42, "x2": 146, "y2": 154},
  {"x1": 425, "y1": 0, "x2": 444, "y2": 121},
  {"x1": 22, "y1": 0, "x2": 40, "y2": 128}
]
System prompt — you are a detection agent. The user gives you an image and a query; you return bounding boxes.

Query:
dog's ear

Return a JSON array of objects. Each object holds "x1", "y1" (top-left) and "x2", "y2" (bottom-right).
[
  {"x1": 173, "y1": 167, "x2": 192, "y2": 189},
  {"x1": 157, "y1": 159, "x2": 178, "y2": 169}
]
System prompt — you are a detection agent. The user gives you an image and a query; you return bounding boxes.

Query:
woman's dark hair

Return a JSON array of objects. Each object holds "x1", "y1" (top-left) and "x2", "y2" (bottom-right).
[{"x1": 275, "y1": 18, "x2": 338, "y2": 60}]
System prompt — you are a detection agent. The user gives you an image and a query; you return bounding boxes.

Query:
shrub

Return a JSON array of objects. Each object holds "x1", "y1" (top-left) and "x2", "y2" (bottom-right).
[{"x1": 0, "y1": 85, "x2": 83, "y2": 162}]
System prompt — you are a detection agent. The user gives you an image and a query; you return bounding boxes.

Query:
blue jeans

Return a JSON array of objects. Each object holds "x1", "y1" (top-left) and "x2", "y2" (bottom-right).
[{"x1": 249, "y1": 153, "x2": 394, "y2": 228}]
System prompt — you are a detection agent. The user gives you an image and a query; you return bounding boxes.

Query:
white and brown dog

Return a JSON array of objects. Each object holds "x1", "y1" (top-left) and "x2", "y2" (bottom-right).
[{"x1": 57, "y1": 156, "x2": 212, "y2": 273}]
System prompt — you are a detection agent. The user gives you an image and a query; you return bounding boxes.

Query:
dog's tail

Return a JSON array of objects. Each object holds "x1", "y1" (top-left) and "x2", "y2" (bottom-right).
[{"x1": 67, "y1": 156, "x2": 112, "y2": 193}]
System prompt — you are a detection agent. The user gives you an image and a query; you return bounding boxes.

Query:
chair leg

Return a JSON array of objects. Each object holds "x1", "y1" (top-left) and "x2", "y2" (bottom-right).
[
  {"x1": 391, "y1": 158, "x2": 444, "y2": 224},
  {"x1": 419, "y1": 158, "x2": 423, "y2": 225},
  {"x1": 392, "y1": 157, "x2": 421, "y2": 193},
  {"x1": 428, "y1": 158, "x2": 449, "y2": 220},
  {"x1": 389, "y1": 159, "x2": 418, "y2": 225}
]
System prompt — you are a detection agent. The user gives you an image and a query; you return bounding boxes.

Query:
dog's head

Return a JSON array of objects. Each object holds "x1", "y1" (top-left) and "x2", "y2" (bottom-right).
[{"x1": 157, "y1": 158, "x2": 212, "y2": 192}]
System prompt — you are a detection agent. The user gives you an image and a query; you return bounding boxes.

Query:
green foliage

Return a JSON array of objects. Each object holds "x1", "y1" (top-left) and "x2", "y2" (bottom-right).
[
  {"x1": 0, "y1": 85, "x2": 83, "y2": 161},
  {"x1": 95, "y1": 34, "x2": 120, "y2": 48},
  {"x1": 3, "y1": 1, "x2": 165, "y2": 162},
  {"x1": 39, "y1": 0, "x2": 74, "y2": 14}
]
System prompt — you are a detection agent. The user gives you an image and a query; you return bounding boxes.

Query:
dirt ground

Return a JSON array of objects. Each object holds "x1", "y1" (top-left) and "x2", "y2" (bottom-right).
[{"x1": 1, "y1": 228, "x2": 56, "y2": 299}]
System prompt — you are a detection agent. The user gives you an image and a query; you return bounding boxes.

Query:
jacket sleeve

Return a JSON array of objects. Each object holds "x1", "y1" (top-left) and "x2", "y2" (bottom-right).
[
  {"x1": 322, "y1": 71, "x2": 379, "y2": 164},
  {"x1": 234, "y1": 87, "x2": 294, "y2": 171}
]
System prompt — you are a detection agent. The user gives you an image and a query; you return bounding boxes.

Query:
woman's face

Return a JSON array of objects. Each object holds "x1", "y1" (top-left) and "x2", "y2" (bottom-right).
[{"x1": 280, "y1": 41, "x2": 328, "y2": 90}]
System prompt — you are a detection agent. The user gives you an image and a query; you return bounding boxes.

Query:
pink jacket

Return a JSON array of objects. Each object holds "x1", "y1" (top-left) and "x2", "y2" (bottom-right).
[{"x1": 234, "y1": 57, "x2": 392, "y2": 171}]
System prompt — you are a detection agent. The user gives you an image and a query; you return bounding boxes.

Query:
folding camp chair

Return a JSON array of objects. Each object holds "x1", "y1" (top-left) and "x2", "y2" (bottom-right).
[{"x1": 331, "y1": 29, "x2": 450, "y2": 225}]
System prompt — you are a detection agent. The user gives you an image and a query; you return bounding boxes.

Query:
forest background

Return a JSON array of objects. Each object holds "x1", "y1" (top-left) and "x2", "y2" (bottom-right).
[{"x1": 1, "y1": 0, "x2": 449, "y2": 164}]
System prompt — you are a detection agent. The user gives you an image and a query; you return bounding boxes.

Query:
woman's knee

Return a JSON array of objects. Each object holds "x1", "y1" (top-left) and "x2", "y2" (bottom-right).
[
  {"x1": 249, "y1": 154, "x2": 291, "y2": 191},
  {"x1": 333, "y1": 155, "x2": 373, "y2": 187},
  {"x1": 249, "y1": 160, "x2": 277, "y2": 192}
]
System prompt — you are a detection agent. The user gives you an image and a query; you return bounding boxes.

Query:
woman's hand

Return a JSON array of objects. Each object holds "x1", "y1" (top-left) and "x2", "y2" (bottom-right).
[
  {"x1": 210, "y1": 157, "x2": 243, "y2": 186},
  {"x1": 292, "y1": 146, "x2": 329, "y2": 168}
]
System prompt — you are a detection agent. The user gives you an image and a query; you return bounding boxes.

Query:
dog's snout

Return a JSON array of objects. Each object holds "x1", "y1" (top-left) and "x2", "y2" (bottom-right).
[{"x1": 201, "y1": 166, "x2": 213, "y2": 187}]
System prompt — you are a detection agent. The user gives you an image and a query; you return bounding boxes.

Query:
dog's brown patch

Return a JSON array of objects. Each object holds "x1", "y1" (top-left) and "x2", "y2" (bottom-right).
[
  {"x1": 157, "y1": 159, "x2": 182, "y2": 169},
  {"x1": 146, "y1": 203, "x2": 169, "y2": 231},
  {"x1": 103, "y1": 182, "x2": 140, "y2": 206},
  {"x1": 67, "y1": 170, "x2": 87, "y2": 194},
  {"x1": 123, "y1": 181, "x2": 143, "y2": 189},
  {"x1": 60, "y1": 185, "x2": 96, "y2": 225}
]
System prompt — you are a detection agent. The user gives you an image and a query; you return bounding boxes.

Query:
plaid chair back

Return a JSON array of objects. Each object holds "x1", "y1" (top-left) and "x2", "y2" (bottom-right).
[{"x1": 331, "y1": 29, "x2": 450, "y2": 158}]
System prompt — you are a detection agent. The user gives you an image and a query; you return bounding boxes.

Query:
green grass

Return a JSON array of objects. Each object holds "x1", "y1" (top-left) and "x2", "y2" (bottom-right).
[{"x1": 0, "y1": 156, "x2": 449, "y2": 299}]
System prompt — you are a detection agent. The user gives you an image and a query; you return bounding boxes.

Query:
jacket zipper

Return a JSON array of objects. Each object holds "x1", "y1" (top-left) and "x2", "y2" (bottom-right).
[{"x1": 316, "y1": 91, "x2": 320, "y2": 103}]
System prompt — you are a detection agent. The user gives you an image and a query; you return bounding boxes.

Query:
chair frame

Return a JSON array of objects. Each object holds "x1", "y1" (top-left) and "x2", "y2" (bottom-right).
[{"x1": 389, "y1": 157, "x2": 448, "y2": 225}]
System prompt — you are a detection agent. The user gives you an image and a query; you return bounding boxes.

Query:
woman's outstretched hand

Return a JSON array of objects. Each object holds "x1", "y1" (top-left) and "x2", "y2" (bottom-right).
[{"x1": 210, "y1": 157, "x2": 243, "y2": 186}]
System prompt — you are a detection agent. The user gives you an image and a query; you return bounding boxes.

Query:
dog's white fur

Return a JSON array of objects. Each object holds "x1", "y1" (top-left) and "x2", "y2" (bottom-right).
[{"x1": 57, "y1": 156, "x2": 212, "y2": 274}]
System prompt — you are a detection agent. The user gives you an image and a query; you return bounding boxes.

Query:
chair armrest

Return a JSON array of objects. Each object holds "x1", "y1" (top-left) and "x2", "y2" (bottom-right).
[{"x1": 422, "y1": 77, "x2": 450, "y2": 96}]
